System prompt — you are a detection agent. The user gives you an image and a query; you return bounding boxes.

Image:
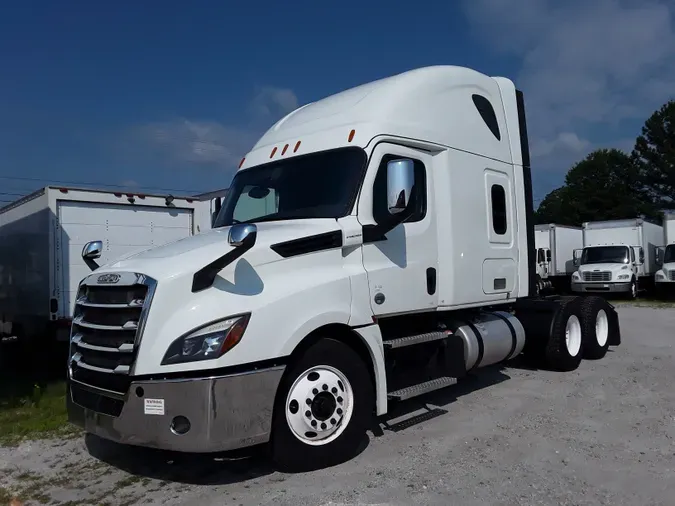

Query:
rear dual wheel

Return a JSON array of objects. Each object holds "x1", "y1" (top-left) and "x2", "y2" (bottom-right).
[
  {"x1": 580, "y1": 295, "x2": 613, "y2": 360},
  {"x1": 544, "y1": 297, "x2": 584, "y2": 371}
]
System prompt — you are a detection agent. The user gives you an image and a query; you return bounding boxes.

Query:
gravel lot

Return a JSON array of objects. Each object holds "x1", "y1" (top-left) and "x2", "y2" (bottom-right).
[{"x1": 2, "y1": 303, "x2": 675, "y2": 506}]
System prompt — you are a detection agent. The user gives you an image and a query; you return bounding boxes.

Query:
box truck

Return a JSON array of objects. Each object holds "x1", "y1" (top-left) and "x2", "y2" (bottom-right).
[
  {"x1": 0, "y1": 186, "x2": 211, "y2": 346},
  {"x1": 655, "y1": 210, "x2": 675, "y2": 292},
  {"x1": 534, "y1": 224, "x2": 582, "y2": 293},
  {"x1": 571, "y1": 218, "x2": 663, "y2": 298},
  {"x1": 65, "y1": 65, "x2": 622, "y2": 471}
]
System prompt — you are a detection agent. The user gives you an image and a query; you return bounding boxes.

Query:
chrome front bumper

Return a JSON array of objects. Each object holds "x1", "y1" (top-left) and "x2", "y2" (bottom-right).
[
  {"x1": 571, "y1": 281, "x2": 631, "y2": 293},
  {"x1": 67, "y1": 366, "x2": 285, "y2": 453}
]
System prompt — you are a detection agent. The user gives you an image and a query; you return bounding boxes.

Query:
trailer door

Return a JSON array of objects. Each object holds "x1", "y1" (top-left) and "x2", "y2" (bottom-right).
[{"x1": 56, "y1": 201, "x2": 194, "y2": 319}]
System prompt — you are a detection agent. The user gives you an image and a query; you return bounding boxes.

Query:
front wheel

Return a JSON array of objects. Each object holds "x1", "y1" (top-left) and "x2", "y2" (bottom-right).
[
  {"x1": 270, "y1": 338, "x2": 374, "y2": 472},
  {"x1": 627, "y1": 278, "x2": 638, "y2": 300}
]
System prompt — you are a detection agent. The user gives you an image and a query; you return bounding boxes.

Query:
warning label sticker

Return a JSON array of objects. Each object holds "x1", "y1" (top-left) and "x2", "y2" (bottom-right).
[{"x1": 144, "y1": 398, "x2": 165, "y2": 415}]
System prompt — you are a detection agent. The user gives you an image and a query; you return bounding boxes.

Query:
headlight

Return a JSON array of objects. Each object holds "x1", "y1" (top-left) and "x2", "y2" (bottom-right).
[
  {"x1": 617, "y1": 274, "x2": 630, "y2": 280},
  {"x1": 656, "y1": 272, "x2": 666, "y2": 280},
  {"x1": 161, "y1": 314, "x2": 250, "y2": 365},
  {"x1": 572, "y1": 272, "x2": 580, "y2": 281}
]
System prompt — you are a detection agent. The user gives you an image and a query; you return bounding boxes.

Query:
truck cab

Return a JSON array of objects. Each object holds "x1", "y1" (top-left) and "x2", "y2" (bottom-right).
[
  {"x1": 571, "y1": 244, "x2": 642, "y2": 298},
  {"x1": 65, "y1": 65, "x2": 621, "y2": 471}
]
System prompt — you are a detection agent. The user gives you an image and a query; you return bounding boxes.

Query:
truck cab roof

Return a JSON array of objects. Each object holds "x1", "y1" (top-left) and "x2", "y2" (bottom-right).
[{"x1": 240, "y1": 65, "x2": 524, "y2": 172}]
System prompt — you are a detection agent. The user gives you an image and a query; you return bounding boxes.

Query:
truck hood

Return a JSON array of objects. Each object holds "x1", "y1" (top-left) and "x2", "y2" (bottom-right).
[
  {"x1": 577, "y1": 263, "x2": 633, "y2": 276},
  {"x1": 98, "y1": 218, "x2": 341, "y2": 280}
]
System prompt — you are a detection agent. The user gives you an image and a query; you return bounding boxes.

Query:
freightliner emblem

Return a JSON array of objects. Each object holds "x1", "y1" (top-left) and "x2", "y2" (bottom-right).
[{"x1": 97, "y1": 273, "x2": 121, "y2": 284}]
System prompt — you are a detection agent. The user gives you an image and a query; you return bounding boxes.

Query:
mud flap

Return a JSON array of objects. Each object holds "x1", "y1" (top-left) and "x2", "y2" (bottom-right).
[{"x1": 606, "y1": 302, "x2": 621, "y2": 346}]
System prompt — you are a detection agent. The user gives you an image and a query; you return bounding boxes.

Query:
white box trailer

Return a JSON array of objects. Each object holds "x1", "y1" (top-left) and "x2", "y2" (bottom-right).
[
  {"x1": 655, "y1": 210, "x2": 675, "y2": 291},
  {"x1": 0, "y1": 186, "x2": 211, "y2": 344},
  {"x1": 571, "y1": 218, "x2": 663, "y2": 298},
  {"x1": 534, "y1": 224, "x2": 582, "y2": 293}
]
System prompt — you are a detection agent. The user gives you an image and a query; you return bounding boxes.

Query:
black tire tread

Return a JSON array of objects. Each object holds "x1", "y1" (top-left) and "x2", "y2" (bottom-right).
[
  {"x1": 580, "y1": 296, "x2": 611, "y2": 360},
  {"x1": 544, "y1": 297, "x2": 583, "y2": 372}
]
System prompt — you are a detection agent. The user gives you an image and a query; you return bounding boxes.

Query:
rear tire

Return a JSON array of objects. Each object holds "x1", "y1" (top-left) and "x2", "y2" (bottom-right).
[
  {"x1": 580, "y1": 296, "x2": 612, "y2": 360},
  {"x1": 544, "y1": 298, "x2": 584, "y2": 371},
  {"x1": 270, "y1": 338, "x2": 374, "y2": 472}
]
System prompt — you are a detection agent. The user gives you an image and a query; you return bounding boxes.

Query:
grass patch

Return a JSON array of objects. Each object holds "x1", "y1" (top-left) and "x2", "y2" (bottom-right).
[
  {"x1": 609, "y1": 297, "x2": 675, "y2": 308},
  {"x1": 0, "y1": 380, "x2": 79, "y2": 446}
]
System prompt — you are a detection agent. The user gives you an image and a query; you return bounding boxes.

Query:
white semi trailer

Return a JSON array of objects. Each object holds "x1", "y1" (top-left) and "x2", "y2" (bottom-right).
[
  {"x1": 572, "y1": 218, "x2": 663, "y2": 299},
  {"x1": 655, "y1": 210, "x2": 675, "y2": 293},
  {"x1": 65, "y1": 66, "x2": 622, "y2": 471},
  {"x1": 0, "y1": 186, "x2": 210, "y2": 346},
  {"x1": 534, "y1": 224, "x2": 582, "y2": 294}
]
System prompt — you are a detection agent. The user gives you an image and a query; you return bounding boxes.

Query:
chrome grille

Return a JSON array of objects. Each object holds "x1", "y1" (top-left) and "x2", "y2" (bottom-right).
[
  {"x1": 582, "y1": 271, "x2": 612, "y2": 282},
  {"x1": 68, "y1": 272, "x2": 156, "y2": 397}
]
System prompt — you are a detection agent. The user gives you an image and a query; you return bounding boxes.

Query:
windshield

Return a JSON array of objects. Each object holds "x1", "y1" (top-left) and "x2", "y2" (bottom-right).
[
  {"x1": 213, "y1": 147, "x2": 367, "y2": 227},
  {"x1": 664, "y1": 244, "x2": 675, "y2": 264},
  {"x1": 581, "y1": 246, "x2": 629, "y2": 265}
]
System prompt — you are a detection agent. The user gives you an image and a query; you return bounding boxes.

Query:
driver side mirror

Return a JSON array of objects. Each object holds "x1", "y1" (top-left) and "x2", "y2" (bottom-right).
[
  {"x1": 638, "y1": 247, "x2": 645, "y2": 266},
  {"x1": 656, "y1": 248, "x2": 663, "y2": 266},
  {"x1": 82, "y1": 240, "x2": 102, "y2": 271},
  {"x1": 546, "y1": 250, "x2": 552, "y2": 262},
  {"x1": 387, "y1": 159, "x2": 415, "y2": 216}
]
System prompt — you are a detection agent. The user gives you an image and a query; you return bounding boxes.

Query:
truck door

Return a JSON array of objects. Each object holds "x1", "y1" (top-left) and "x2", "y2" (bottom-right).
[
  {"x1": 359, "y1": 143, "x2": 438, "y2": 316},
  {"x1": 482, "y1": 167, "x2": 518, "y2": 297}
]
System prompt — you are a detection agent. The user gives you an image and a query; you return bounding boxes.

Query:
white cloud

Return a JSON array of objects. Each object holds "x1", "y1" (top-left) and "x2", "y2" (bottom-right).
[
  {"x1": 137, "y1": 119, "x2": 255, "y2": 168},
  {"x1": 129, "y1": 86, "x2": 299, "y2": 175},
  {"x1": 463, "y1": 0, "x2": 675, "y2": 173},
  {"x1": 250, "y1": 86, "x2": 299, "y2": 120}
]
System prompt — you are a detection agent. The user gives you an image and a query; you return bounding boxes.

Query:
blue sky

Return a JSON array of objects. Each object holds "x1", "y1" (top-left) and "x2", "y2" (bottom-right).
[{"x1": 1, "y1": 0, "x2": 674, "y2": 208}]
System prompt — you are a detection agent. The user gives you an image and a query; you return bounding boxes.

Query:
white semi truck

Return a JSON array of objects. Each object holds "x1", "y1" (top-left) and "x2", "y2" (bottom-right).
[
  {"x1": 66, "y1": 66, "x2": 622, "y2": 471},
  {"x1": 655, "y1": 210, "x2": 675, "y2": 292},
  {"x1": 0, "y1": 186, "x2": 210, "y2": 347},
  {"x1": 571, "y1": 218, "x2": 663, "y2": 299},
  {"x1": 534, "y1": 224, "x2": 583, "y2": 294}
]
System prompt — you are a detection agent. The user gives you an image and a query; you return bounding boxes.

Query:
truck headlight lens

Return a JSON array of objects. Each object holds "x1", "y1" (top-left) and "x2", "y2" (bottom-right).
[
  {"x1": 657, "y1": 272, "x2": 665, "y2": 280},
  {"x1": 572, "y1": 272, "x2": 580, "y2": 281},
  {"x1": 161, "y1": 314, "x2": 250, "y2": 365},
  {"x1": 617, "y1": 274, "x2": 629, "y2": 280}
]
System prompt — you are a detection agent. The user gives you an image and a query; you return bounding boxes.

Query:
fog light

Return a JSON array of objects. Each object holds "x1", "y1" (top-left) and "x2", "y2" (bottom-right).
[{"x1": 170, "y1": 416, "x2": 191, "y2": 435}]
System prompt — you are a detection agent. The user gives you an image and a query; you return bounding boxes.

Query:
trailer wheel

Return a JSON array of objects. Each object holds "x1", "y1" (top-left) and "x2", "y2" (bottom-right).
[
  {"x1": 580, "y1": 296, "x2": 613, "y2": 360},
  {"x1": 544, "y1": 298, "x2": 584, "y2": 371},
  {"x1": 270, "y1": 338, "x2": 373, "y2": 472}
]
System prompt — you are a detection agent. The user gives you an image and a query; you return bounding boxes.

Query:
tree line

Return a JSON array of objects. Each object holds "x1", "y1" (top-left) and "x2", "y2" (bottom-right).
[{"x1": 534, "y1": 100, "x2": 675, "y2": 226}]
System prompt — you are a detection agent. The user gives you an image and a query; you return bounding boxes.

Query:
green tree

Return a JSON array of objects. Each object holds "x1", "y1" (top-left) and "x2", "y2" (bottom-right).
[
  {"x1": 534, "y1": 148, "x2": 655, "y2": 225},
  {"x1": 534, "y1": 187, "x2": 575, "y2": 226},
  {"x1": 632, "y1": 99, "x2": 675, "y2": 209}
]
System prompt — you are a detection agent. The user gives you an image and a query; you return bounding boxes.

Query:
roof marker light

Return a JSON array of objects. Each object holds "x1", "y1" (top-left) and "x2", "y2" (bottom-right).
[
  {"x1": 270, "y1": 147, "x2": 277, "y2": 158},
  {"x1": 239, "y1": 157, "x2": 246, "y2": 168},
  {"x1": 294, "y1": 140, "x2": 301, "y2": 152},
  {"x1": 282, "y1": 144, "x2": 289, "y2": 155},
  {"x1": 348, "y1": 129, "x2": 355, "y2": 142}
]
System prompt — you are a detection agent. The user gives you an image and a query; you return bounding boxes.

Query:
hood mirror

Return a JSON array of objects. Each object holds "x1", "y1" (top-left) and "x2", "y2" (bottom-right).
[
  {"x1": 82, "y1": 240, "x2": 102, "y2": 271},
  {"x1": 228, "y1": 223, "x2": 257, "y2": 248}
]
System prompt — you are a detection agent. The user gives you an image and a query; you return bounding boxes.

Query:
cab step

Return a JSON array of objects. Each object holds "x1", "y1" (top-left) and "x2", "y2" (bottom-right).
[
  {"x1": 387, "y1": 376, "x2": 458, "y2": 401},
  {"x1": 383, "y1": 330, "x2": 452, "y2": 350}
]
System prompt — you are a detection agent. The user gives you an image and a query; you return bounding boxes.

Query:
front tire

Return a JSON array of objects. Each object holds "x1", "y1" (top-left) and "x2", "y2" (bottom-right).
[
  {"x1": 627, "y1": 278, "x2": 638, "y2": 300},
  {"x1": 270, "y1": 338, "x2": 374, "y2": 472}
]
